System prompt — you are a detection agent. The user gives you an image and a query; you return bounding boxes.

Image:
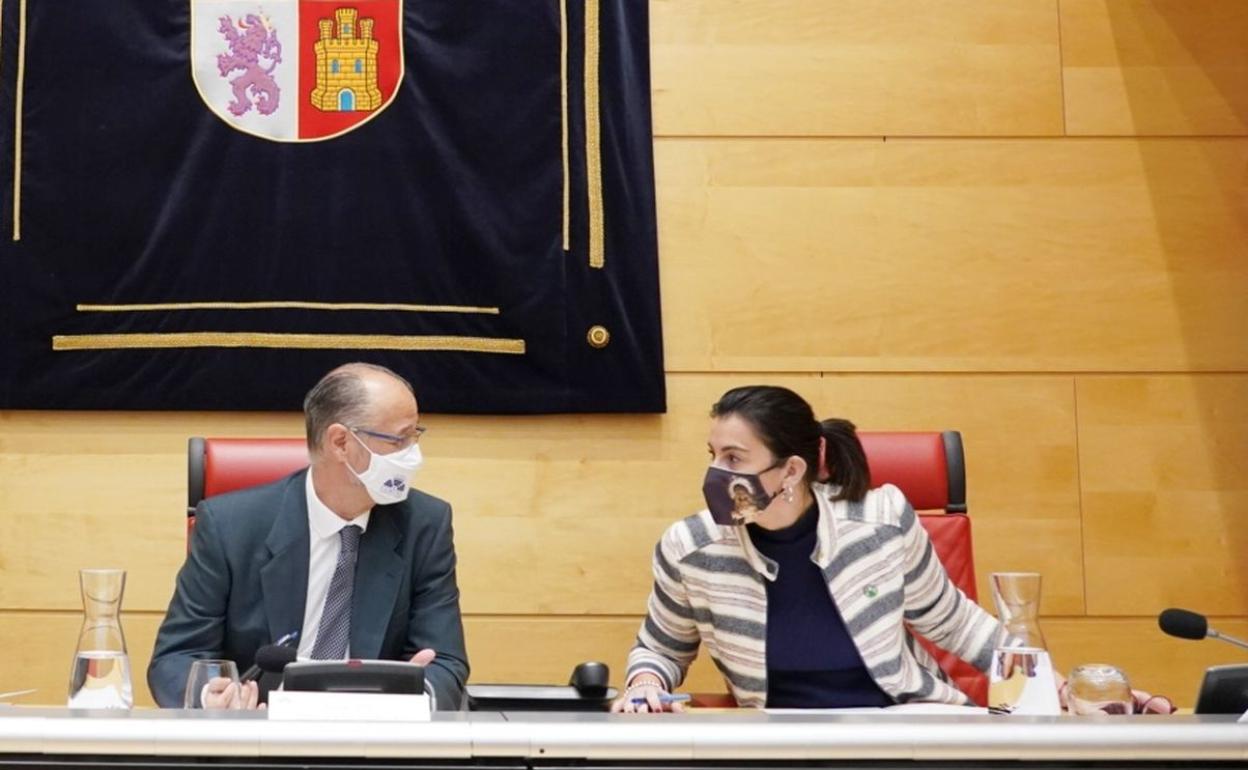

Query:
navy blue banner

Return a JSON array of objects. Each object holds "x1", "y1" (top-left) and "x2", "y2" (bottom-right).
[{"x1": 0, "y1": 1, "x2": 664, "y2": 413}]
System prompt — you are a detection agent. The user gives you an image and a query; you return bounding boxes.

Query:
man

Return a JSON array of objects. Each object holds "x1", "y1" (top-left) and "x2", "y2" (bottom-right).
[{"x1": 149, "y1": 363, "x2": 469, "y2": 709}]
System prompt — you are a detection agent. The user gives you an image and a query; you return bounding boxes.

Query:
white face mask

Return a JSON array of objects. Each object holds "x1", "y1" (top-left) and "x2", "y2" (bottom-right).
[{"x1": 349, "y1": 431, "x2": 424, "y2": 505}]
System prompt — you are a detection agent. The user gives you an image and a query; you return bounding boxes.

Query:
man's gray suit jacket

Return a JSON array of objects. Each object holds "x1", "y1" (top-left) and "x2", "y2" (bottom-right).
[{"x1": 148, "y1": 470, "x2": 469, "y2": 708}]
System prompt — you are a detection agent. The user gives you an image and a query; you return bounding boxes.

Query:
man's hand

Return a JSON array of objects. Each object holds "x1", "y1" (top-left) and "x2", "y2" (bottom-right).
[
  {"x1": 202, "y1": 677, "x2": 264, "y2": 710},
  {"x1": 410, "y1": 649, "x2": 436, "y2": 666}
]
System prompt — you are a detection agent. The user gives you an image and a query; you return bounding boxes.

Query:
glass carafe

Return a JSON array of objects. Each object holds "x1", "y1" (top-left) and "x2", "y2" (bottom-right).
[
  {"x1": 68, "y1": 569, "x2": 133, "y2": 709},
  {"x1": 987, "y1": 572, "x2": 1060, "y2": 715}
]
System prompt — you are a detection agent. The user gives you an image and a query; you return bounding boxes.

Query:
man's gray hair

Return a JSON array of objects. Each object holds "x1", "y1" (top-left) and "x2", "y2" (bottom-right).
[{"x1": 303, "y1": 362, "x2": 414, "y2": 453}]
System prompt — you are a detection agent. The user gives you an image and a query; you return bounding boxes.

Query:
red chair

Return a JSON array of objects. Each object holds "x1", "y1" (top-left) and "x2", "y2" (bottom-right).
[
  {"x1": 860, "y1": 431, "x2": 985, "y2": 706},
  {"x1": 692, "y1": 430, "x2": 985, "y2": 707},
  {"x1": 185, "y1": 437, "x2": 309, "y2": 541}
]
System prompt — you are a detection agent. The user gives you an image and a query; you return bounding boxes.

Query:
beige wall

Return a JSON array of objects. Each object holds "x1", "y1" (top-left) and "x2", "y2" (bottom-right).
[{"x1": 2, "y1": 0, "x2": 1246, "y2": 708}]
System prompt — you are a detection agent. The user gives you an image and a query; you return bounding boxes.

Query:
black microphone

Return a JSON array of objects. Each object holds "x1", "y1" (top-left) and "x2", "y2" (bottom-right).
[
  {"x1": 1159, "y1": 608, "x2": 1248, "y2": 651},
  {"x1": 241, "y1": 644, "x2": 298, "y2": 683}
]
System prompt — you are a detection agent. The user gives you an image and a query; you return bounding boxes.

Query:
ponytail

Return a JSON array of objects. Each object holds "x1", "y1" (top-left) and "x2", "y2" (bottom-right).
[{"x1": 819, "y1": 418, "x2": 870, "y2": 502}]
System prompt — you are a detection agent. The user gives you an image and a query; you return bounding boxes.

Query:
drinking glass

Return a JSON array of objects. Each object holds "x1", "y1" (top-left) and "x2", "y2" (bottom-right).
[
  {"x1": 184, "y1": 659, "x2": 242, "y2": 709},
  {"x1": 1067, "y1": 664, "x2": 1133, "y2": 715}
]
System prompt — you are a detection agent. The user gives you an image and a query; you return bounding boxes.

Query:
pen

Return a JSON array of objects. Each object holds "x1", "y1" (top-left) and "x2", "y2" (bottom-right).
[
  {"x1": 0, "y1": 688, "x2": 37, "y2": 701},
  {"x1": 630, "y1": 692, "x2": 691, "y2": 706},
  {"x1": 274, "y1": 630, "x2": 300, "y2": 647}
]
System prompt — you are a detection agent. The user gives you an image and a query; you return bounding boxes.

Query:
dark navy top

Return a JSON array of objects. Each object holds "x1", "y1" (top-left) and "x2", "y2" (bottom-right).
[{"x1": 747, "y1": 504, "x2": 894, "y2": 708}]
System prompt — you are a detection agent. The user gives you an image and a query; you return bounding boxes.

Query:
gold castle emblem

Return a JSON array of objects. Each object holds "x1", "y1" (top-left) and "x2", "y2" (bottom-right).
[{"x1": 310, "y1": 8, "x2": 382, "y2": 112}]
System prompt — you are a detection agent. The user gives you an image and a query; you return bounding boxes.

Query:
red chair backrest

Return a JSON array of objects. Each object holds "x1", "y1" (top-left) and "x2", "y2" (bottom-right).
[
  {"x1": 862, "y1": 431, "x2": 984, "y2": 706},
  {"x1": 186, "y1": 437, "x2": 309, "y2": 539}
]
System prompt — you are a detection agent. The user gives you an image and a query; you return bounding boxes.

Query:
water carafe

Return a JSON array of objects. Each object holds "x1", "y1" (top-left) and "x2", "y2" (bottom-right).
[
  {"x1": 987, "y1": 572, "x2": 1060, "y2": 715},
  {"x1": 68, "y1": 569, "x2": 133, "y2": 709}
]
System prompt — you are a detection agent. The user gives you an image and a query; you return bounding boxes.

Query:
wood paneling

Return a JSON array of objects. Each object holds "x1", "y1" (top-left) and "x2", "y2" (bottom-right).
[
  {"x1": 1, "y1": 611, "x2": 163, "y2": 709},
  {"x1": 651, "y1": 0, "x2": 1063, "y2": 137},
  {"x1": 1077, "y1": 375, "x2": 1248, "y2": 616},
  {"x1": 816, "y1": 376, "x2": 1084, "y2": 614},
  {"x1": 658, "y1": 138, "x2": 1248, "y2": 372},
  {"x1": 3, "y1": 612, "x2": 1238, "y2": 709},
  {"x1": 1046, "y1": 617, "x2": 1248, "y2": 706},
  {"x1": 0, "y1": 411, "x2": 304, "y2": 612},
  {"x1": 0, "y1": 374, "x2": 1082, "y2": 615},
  {"x1": 1062, "y1": 0, "x2": 1248, "y2": 136}
]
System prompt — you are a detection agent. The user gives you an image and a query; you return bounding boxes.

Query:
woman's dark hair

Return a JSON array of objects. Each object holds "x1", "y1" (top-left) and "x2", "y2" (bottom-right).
[{"x1": 710, "y1": 385, "x2": 871, "y2": 502}]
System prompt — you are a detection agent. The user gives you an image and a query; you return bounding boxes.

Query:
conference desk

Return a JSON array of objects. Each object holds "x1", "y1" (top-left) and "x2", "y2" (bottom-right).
[{"x1": 1, "y1": 707, "x2": 1245, "y2": 769}]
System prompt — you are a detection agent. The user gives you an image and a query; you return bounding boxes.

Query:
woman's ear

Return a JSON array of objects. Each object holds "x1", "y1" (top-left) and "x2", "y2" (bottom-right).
[{"x1": 785, "y1": 455, "x2": 809, "y2": 484}]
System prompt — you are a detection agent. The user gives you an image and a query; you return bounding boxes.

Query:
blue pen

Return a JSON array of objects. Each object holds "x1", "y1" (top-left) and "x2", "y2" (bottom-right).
[{"x1": 631, "y1": 692, "x2": 691, "y2": 706}]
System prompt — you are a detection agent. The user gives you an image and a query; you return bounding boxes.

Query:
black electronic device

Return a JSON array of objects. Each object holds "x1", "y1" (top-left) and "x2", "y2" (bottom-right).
[
  {"x1": 241, "y1": 644, "x2": 298, "y2": 683},
  {"x1": 569, "y1": 661, "x2": 610, "y2": 698},
  {"x1": 1194, "y1": 664, "x2": 1248, "y2": 715},
  {"x1": 466, "y1": 662, "x2": 616, "y2": 711},
  {"x1": 281, "y1": 660, "x2": 425, "y2": 695}
]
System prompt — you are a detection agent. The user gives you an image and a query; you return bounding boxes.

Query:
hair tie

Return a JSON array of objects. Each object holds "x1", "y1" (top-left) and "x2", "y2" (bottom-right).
[{"x1": 817, "y1": 435, "x2": 830, "y2": 482}]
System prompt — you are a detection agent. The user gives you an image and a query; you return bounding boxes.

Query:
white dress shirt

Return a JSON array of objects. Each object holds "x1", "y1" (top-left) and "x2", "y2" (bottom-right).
[{"x1": 297, "y1": 468, "x2": 371, "y2": 659}]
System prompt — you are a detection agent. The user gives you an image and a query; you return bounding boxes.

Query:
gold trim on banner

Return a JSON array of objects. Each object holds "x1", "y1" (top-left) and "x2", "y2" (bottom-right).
[
  {"x1": 52, "y1": 332, "x2": 526, "y2": 355},
  {"x1": 584, "y1": 0, "x2": 604, "y2": 269},
  {"x1": 76, "y1": 301, "x2": 500, "y2": 315},
  {"x1": 11, "y1": 0, "x2": 27, "y2": 242},
  {"x1": 560, "y1": 0, "x2": 570, "y2": 251}
]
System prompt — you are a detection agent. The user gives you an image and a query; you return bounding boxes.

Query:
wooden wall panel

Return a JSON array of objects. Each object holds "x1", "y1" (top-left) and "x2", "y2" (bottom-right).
[
  {"x1": 0, "y1": 374, "x2": 1082, "y2": 616},
  {"x1": 815, "y1": 376, "x2": 1084, "y2": 614},
  {"x1": 1062, "y1": 0, "x2": 1248, "y2": 136},
  {"x1": 658, "y1": 138, "x2": 1248, "y2": 373},
  {"x1": 0, "y1": 411, "x2": 304, "y2": 611},
  {"x1": 651, "y1": 0, "x2": 1063, "y2": 137},
  {"x1": 1046, "y1": 617, "x2": 1248, "y2": 705},
  {"x1": 1078, "y1": 375, "x2": 1248, "y2": 616},
  {"x1": 0, "y1": 611, "x2": 163, "y2": 708}
]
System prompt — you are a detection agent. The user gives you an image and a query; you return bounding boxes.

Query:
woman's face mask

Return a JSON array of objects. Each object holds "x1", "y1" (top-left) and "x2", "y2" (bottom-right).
[
  {"x1": 702, "y1": 463, "x2": 782, "y2": 525},
  {"x1": 349, "y1": 431, "x2": 424, "y2": 505}
]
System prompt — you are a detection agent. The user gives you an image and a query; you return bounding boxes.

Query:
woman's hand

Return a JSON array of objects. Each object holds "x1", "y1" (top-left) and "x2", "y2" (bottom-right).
[{"x1": 610, "y1": 676, "x2": 685, "y2": 713}]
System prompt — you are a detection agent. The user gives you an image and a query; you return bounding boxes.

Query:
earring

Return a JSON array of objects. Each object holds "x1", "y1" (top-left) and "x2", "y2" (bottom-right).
[{"x1": 784, "y1": 486, "x2": 794, "y2": 503}]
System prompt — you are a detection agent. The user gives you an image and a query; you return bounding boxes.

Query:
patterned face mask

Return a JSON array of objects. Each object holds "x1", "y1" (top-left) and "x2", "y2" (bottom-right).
[
  {"x1": 349, "y1": 431, "x2": 424, "y2": 505},
  {"x1": 701, "y1": 465, "x2": 781, "y2": 526}
]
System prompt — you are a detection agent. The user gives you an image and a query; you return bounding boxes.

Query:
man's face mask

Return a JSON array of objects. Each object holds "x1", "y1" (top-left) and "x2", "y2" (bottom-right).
[
  {"x1": 349, "y1": 431, "x2": 424, "y2": 505},
  {"x1": 702, "y1": 464, "x2": 782, "y2": 525}
]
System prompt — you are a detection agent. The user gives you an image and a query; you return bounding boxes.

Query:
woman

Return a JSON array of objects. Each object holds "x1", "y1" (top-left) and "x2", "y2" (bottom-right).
[{"x1": 613, "y1": 385, "x2": 1005, "y2": 712}]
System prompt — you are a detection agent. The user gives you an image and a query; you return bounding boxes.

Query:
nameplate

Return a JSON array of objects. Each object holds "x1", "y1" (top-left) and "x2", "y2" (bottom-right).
[{"x1": 267, "y1": 690, "x2": 431, "y2": 722}]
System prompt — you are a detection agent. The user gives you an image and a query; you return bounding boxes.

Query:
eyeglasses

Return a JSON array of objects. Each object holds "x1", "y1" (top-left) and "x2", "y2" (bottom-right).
[{"x1": 350, "y1": 425, "x2": 427, "y2": 449}]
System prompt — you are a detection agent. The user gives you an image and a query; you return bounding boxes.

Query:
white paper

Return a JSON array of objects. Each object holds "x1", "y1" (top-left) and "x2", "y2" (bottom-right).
[{"x1": 267, "y1": 690, "x2": 431, "y2": 722}]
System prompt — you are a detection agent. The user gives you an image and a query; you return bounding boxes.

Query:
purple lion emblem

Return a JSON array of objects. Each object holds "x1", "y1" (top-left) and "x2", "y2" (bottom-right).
[{"x1": 216, "y1": 14, "x2": 282, "y2": 117}]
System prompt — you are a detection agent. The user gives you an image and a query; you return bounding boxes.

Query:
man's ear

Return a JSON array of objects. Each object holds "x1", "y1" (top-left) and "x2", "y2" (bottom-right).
[{"x1": 323, "y1": 423, "x2": 351, "y2": 460}]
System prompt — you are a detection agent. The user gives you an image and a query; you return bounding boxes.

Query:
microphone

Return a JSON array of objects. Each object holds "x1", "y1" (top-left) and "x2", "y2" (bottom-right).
[
  {"x1": 1159, "y1": 608, "x2": 1248, "y2": 651},
  {"x1": 241, "y1": 644, "x2": 298, "y2": 683}
]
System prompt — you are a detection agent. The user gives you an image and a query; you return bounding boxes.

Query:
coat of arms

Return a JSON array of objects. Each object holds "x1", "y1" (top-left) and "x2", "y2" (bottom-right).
[{"x1": 190, "y1": 1, "x2": 403, "y2": 141}]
